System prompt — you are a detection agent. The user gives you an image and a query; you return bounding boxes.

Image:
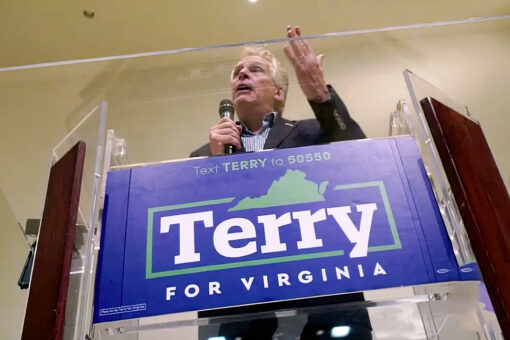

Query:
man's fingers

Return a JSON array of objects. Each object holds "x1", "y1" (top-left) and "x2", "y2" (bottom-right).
[
  {"x1": 211, "y1": 134, "x2": 240, "y2": 147},
  {"x1": 211, "y1": 126, "x2": 240, "y2": 141},
  {"x1": 317, "y1": 54, "x2": 324, "y2": 71},
  {"x1": 213, "y1": 118, "x2": 240, "y2": 131},
  {"x1": 209, "y1": 118, "x2": 242, "y2": 155},
  {"x1": 216, "y1": 117, "x2": 237, "y2": 126},
  {"x1": 210, "y1": 118, "x2": 241, "y2": 150},
  {"x1": 294, "y1": 26, "x2": 312, "y2": 55},
  {"x1": 286, "y1": 25, "x2": 312, "y2": 58},
  {"x1": 218, "y1": 127, "x2": 241, "y2": 139},
  {"x1": 283, "y1": 44, "x2": 298, "y2": 66},
  {"x1": 213, "y1": 122, "x2": 238, "y2": 133},
  {"x1": 283, "y1": 25, "x2": 329, "y2": 102},
  {"x1": 286, "y1": 26, "x2": 304, "y2": 58},
  {"x1": 212, "y1": 134, "x2": 241, "y2": 148}
]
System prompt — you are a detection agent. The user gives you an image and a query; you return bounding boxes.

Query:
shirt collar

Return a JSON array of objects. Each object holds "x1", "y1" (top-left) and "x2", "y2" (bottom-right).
[{"x1": 241, "y1": 112, "x2": 277, "y2": 135}]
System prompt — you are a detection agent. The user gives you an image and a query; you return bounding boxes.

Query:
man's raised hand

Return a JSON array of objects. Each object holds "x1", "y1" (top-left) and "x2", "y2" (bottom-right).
[{"x1": 283, "y1": 25, "x2": 330, "y2": 102}]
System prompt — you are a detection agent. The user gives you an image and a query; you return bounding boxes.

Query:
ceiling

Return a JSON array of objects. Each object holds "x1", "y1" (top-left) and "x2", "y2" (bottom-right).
[{"x1": 1, "y1": 0, "x2": 510, "y2": 68}]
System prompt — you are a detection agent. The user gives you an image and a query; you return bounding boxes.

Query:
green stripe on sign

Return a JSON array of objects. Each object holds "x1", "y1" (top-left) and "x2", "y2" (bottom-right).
[
  {"x1": 333, "y1": 181, "x2": 402, "y2": 252},
  {"x1": 146, "y1": 250, "x2": 345, "y2": 279},
  {"x1": 146, "y1": 197, "x2": 236, "y2": 279}
]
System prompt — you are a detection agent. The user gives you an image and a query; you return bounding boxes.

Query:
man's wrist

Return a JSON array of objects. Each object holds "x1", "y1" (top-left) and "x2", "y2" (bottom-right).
[
  {"x1": 313, "y1": 92, "x2": 332, "y2": 103},
  {"x1": 309, "y1": 86, "x2": 332, "y2": 104}
]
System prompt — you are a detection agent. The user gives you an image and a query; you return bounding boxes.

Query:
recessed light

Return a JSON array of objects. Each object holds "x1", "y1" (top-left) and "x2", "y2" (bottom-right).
[
  {"x1": 331, "y1": 326, "x2": 351, "y2": 338},
  {"x1": 248, "y1": 0, "x2": 258, "y2": 3}
]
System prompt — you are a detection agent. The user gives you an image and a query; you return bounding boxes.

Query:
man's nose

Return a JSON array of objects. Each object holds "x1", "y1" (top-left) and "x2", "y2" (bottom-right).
[{"x1": 237, "y1": 67, "x2": 249, "y2": 79}]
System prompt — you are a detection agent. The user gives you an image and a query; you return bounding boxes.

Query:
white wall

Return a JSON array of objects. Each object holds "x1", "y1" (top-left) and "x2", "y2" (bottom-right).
[{"x1": 0, "y1": 189, "x2": 28, "y2": 339}]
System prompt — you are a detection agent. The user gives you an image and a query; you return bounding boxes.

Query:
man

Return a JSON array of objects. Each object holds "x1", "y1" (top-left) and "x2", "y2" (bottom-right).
[
  {"x1": 195, "y1": 27, "x2": 372, "y2": 340},
  {"x1": 190, "y1": 25, "x2": 365, "y2": 157}
]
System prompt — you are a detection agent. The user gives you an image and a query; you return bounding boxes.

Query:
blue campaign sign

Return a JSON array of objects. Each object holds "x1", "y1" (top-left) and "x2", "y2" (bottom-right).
[{"x1": 93, "y1": 136, "x2": 479, "y2": 323}]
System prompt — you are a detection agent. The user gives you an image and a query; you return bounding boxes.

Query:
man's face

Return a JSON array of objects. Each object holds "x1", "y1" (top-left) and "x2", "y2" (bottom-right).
[{"x1": 231, "y1": 55, "x2": 283, "y2": 118}]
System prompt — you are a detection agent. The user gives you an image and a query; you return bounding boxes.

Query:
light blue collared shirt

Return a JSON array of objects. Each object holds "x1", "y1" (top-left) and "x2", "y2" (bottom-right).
[{"x1": 241, "y1": 112, "x2": 277, "y2": 152}]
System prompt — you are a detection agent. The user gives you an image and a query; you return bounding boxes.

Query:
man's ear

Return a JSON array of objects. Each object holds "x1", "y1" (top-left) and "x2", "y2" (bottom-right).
[{"x1": 274, "y1": 86, "x2": 284, "y2": 102}]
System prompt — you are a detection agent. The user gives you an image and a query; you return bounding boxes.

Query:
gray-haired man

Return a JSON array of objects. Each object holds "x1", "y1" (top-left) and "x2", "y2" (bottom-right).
[{"x1": 191, "y1": 26, "x2": 365, "y2": 157}]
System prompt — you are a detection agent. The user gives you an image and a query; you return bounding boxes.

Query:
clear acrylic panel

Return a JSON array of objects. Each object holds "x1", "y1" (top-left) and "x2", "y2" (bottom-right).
[
  {"x1": 414, "y1": 283, "x2": 503, "y2": 340},
  {"x1": 50, "y1": 102, "x2": 108, "y2": 340},
  {"x1": 402, "y1": 70, "x2": 508, "y2": 339},
  {"x1": 2, "y1": 16, "x2": 510, "y2": 231},
  {"x1": 1, "y1": 17, "x2": 509, "y2": 226},
  {"x1": 91, "y1": 282, "x2": 502, "y2": 340},
  {"x1": 1, "y1": 14, "x2": 509, "y2": 340},
  {"x1": 403, "y1": 70, "x2": 476, "y2": 267},
  {"x1": 51, "y1": 102, "x2": 107, "y2": 231},
  {"x1": 388, "y1": 99, "x2": 411, "y2": 136}
]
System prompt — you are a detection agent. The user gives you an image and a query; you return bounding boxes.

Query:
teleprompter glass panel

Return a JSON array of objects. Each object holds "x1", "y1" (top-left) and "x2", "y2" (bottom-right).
[
  {"x1": 51, "y1": 103, "x2": 108, "y2": 340},
  {"x1": 1, "y1": 16, "x2": 509, "y2": 340}
]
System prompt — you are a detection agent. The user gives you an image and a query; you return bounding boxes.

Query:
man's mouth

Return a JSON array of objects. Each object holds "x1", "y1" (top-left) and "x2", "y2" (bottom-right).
[{"x1": 236, "y1": 84, "x2": 253, "y2": 95}]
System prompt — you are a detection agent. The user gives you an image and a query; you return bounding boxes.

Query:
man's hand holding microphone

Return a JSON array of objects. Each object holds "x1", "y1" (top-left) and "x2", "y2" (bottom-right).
[{"x1": 209, "y1": 99, "x2": 241, "y2": 156}]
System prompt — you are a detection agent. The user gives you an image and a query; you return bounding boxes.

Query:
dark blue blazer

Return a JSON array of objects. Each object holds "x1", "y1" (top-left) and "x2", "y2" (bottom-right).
[{"x1": 190, "y1": 86, "x2": 366, "y2": 157}]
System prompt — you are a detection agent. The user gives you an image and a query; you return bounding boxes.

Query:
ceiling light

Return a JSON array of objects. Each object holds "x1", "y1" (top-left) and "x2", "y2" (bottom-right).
[
  {"x1": 248, "y1": 0, "x2": 258, "y2": 3},
  {"x1": 330, "y1": 326, "x2": 351, "y2": 338}
]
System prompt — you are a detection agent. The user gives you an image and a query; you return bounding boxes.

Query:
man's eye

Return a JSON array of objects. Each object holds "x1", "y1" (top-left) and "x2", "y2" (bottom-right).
[{"x1": 251, "y1": 66, "x2": 262, "y2": 72}]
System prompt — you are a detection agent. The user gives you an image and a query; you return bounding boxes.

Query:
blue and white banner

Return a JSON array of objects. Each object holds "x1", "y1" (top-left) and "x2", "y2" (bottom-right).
[{"x1": 93, "y1": 136, "x2": 479, "y2": 323}]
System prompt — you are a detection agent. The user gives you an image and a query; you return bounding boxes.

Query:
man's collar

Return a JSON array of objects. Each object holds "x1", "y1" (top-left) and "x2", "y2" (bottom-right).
[
  {"x1": 263, "y1": 112, "x2": 277, "y2": 126},
  {"x1": 241, "y1": 112, "x2": 278, "y2": 135}
]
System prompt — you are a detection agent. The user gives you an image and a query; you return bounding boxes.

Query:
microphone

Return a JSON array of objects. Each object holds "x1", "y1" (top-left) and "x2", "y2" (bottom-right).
[{"x1": 218, "y1": 99, "x2": 236, "y2": 155}]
